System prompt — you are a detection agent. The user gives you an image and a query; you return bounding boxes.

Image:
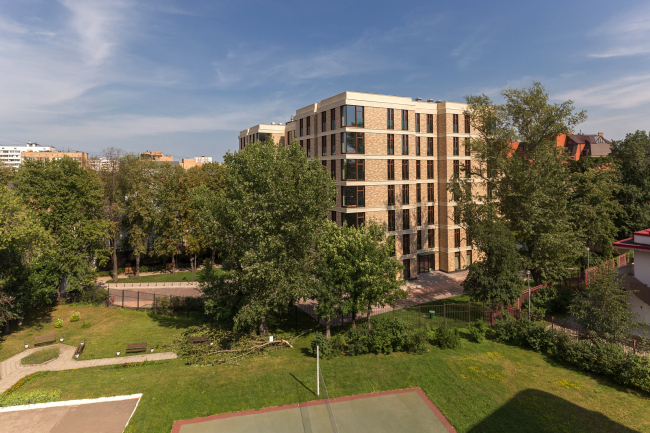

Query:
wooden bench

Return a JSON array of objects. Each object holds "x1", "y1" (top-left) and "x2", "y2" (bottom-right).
[
  {"x1": 75, "y1": 341, "x2": 85, "y2": 357},
  {"x1": 126, "y1": 342, "x2": 147, "y2": 354},
  {"x1": 124, "y1": 267, "x2": 134, "y2": 278},
  {"x1": 187, "y1": 336, "x2": 208, "y2": 344},
  {"x1": 35, "y1": 333, "x2": 56, "y2": 346}
]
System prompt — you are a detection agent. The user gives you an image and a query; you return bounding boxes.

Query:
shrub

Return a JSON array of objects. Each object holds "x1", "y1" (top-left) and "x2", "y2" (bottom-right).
[
  {"x1": 530, "y1": 285, "x2": 574, "y2": 317},
  {"x1": 468, "y1": 319, "x2": 489, "y2": 343},
  {"x1": 81, "y1": 321, "x2": 92, "y2": 329},
  {"x1": 53, "y1": 319, "x2": 63, "y2": 329},
  {"x1": 0, "y1": 389, "x2": 62, "y2": 407},
  {"x1": 431, "y1": 326, "x2": 461, "y2": 349},
  {"x1": 345, "y1": 328, "x2": 369, "y2": 356},
  {"x1": 70, "y1": 311, "x2": 80, "y2": 322},
  {"x1": 331, "y1": 334, "x2": 346, "y2": 356},
  {"x1": 405, "y1": 329, "x2": 428, "y2": 354},
  {"x1": 367, "y1": 316, "x2": 408, "y2": 355},
  {"x1": 490, "y1": 313, "x2": 521, "y2": 344},
  {"x1": 309, "y1": 332, "x2": 332, "y2": 358},
  {"x1": 21, "y1": 347, "x2": 60, "y2": 365}
]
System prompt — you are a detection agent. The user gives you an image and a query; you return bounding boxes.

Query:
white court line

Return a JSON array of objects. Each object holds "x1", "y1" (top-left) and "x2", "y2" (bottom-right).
[{"x1": 0, "y1": 393, "x2": 143, "y2": 413}]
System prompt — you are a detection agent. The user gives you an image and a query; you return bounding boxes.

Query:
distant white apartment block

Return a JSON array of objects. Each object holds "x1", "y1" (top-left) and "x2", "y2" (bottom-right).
[{"x1": 0, "y1": 142, "x2": 51, "y2": 168}]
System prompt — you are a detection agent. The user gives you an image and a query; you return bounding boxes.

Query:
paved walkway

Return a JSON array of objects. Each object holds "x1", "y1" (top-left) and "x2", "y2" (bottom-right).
[{"x1": 0, "y1": 344, "x2": 177, "y2": 393}]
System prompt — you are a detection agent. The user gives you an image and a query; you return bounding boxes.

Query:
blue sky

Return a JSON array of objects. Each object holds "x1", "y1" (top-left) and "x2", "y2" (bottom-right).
[{"x1": 0, "y1": 0, "x2": 649, "y2": 162}]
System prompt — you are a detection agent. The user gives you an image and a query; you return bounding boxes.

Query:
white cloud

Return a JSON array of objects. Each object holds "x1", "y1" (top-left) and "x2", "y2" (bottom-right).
[
  {"x1": 556, "y1": 75, "x2": 650, "y2": 109},
  {"x1": 589, "y1": 5, "x2": 650, "y2": 58}
]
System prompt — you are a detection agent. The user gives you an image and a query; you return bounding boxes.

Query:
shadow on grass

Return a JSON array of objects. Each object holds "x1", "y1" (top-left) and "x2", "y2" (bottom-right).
[
  {"x1": 146, "y1": 312, "x2": 210, "y2": 330},
  {"x1": 1, "y1": 304, "x2": 56, "y2": 339},
  {"x1": 467, "y1": 389, "x2": 640, "y2": 433},
  {"x1": 290, "y1": 372, "x2": 316, "y2": 397}
]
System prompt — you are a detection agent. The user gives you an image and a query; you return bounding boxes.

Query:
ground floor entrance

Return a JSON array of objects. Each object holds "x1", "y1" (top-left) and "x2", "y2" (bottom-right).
[{"x1": 418, "y1": 254, "x2": 435, "y2": 274}]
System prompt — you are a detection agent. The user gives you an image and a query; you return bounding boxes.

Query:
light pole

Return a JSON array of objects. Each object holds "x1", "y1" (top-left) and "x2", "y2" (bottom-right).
[{"x1": 527, "y1": 270, "x2": 531, "y2": 321}]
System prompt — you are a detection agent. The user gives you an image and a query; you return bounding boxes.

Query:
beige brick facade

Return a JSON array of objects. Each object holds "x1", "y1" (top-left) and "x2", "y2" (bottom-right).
[{"x1": 240, "y1": 91, "x2": 480, "y2": 277}]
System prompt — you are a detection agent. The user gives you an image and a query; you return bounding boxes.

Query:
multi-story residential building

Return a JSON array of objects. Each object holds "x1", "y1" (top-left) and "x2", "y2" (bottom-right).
[
  {"x1": 513, "y1": 132, "x2": 612, "y2": 161},
  {"x1": 181, "y1": 156, "x2": 213, "y2": 170},
  {"x1": 0, "y1": 142, "x2": 51, "y2": 168},
  {"x1": 141, "y1": 150, "x2": 173, "y2": 161},
  {"x1": 239, "y1": 91, "x2": 478, "y2": 277},
  {"x1": 22, "y1": 150, "x2": 88, "y2": 167}
]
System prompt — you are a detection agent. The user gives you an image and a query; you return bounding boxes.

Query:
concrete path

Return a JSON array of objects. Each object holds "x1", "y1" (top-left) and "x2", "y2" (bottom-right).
[{"x1": 0, "y1": 344, "x2": 177, "y2": 393}]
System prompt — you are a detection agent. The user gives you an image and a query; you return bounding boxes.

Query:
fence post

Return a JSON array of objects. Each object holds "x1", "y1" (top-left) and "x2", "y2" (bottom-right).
[
  {"x1": 634, "y1": 340, "x2": 637, "y2": 354},
  {"x1": 107, "y1": 287, "x2": 109, "y2": 307},
  {"x1": 444, "y1": 304, "x2": 447, "y2": 328},
  {"x1": 552, "y1": 316, "x2": 554, "y2": 330},
  {"x1": 468, "y1": 302, "x2": 471, "y2": 324},
  {"x1": 393, "y1": 306, "x2": 395, "y2": 317},
  {"x1": 153, "y1": 293, "x2": 156, "y2": 314},
  {"x1": 169, "y1": 295, "x2": 172, "y2": 316},
  {"x1": 187, "y1": 297, "x2": 190, "y2": 318},
  {"x1": 418, "y1": 306, "x2": 421, "y2": 329},
  {"x1": 137, "y1": 291, "x2": 140, "y2": 311},
  {"x1": 122, "y1": 290, "x2": 124, "y2": 309},
  {"x1": 295, "y1": 305, "x2": 298, "y2": 331}
]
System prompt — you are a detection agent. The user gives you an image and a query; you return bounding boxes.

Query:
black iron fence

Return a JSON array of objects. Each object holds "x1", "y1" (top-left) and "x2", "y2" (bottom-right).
[{"x1": 106, "y1": 287, "x2": 203, "y2": 317}]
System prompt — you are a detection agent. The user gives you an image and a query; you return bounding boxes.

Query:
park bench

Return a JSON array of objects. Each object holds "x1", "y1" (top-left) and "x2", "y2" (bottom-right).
[
  {"x1": 126, "y1": 342, "x2": 147, "y2": 354},
  {"x1": 187, "y1": 336, "x2": 208, "y2": 344},
  {"x1": 35, "y1": 333, "x2": 56, "y2": 346},
  {"x1": 75, "y1": 341, "x2": 85, "y2": 358},
  {"x1": 124, "y1": 267, "x2": 134, "y2": 278}
]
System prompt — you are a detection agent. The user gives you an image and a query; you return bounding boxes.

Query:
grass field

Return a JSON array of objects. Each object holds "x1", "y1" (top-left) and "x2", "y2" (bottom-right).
[
  {"x1": 21, "y1": 347, "x2": 60, "y2": 365},
  {"x1": 4, "y1": 305, "x2": 650, "y2": 433},
  {"x1": 0, "y1": 304, "x2": 206, "y2": 362}
]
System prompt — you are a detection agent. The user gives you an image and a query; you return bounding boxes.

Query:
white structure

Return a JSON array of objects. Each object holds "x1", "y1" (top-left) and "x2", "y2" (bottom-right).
[
  {"x1": 614, "y1": 229, "x2": 650, "y2": 323},
  {"x1": 194, "y1": 156, "x2": 212, "y2": 163},
  {"x1": 0, "y1": 142, "x2": 51, "y2": 168}
]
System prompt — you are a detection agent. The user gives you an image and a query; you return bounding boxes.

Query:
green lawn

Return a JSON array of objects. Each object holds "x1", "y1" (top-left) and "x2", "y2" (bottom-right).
[
  {"x1": 21, "y1": 347, "x2": 60, "y2": 365},
  {"x1": 7, "y1": 309, "x2": 650, "y2": 433},
  {"x1": 0, "y1": 304, "x2": 207, "y2": 362}
]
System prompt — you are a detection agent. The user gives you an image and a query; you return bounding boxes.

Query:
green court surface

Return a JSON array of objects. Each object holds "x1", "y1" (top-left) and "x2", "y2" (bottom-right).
[{"x1": 172, "y1": 388, "x2": 454, "y2": 433}]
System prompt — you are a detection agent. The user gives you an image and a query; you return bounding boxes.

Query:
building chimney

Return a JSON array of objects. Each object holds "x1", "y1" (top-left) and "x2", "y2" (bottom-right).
[{"x1": 598, "y1": 132, "x2": 604, "y2": 137}]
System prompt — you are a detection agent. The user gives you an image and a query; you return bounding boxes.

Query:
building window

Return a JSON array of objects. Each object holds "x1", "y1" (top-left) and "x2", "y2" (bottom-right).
[
  {"x1": 321, "y1": 112, "x2": 326, "y2": 132},
  {"x1": 299, "y1": 119, "x2": 304, "y2": 137},
  {"x1": 322, "y1": 136, "x2": 327, "y2": 156},
  {"x1": 427, "y1": 114, "x2": 433, "y2": 133},
  {"x1": 387, "y1": 159, "x2": 395, "y2": 180},
  {"x1": 401, "y1": 110, "x2": 408, "y2": 130},
  {"x1": 387, "y1": 185, "x2": 395, "y2": 206},
  {"x1": 331, "y1": 134, "x2": 336, "y2": 155},
  {"x1": 454, "y1": 229, "x2": 461, "y2": 248},
  {"x1": 331, "y1": 211, "x2": 337, "y2": 224},
  {"x1": 466, "y1": 251, "x2": 472, "y2": 267},
  {"x1": 341, "y1": 105, "x2": 364, "y2": 127},
  {"x1": 464, "y1": 114, "x2": 470, "y2": 134},
  {"x1": 403, "y1": 234, "x2": 410, "y2": 254},
  {"x1": 415, "y1": 137, "x2": 421, "y2": 156},
  {"x1": 322, "y1": 160, "x2": 327, "y2": 169},
  {"x1": 306, "y1": 139, "x2": 311, "y2": 157},
  {"x1": 417, "y1": 231, "x2": 422, "y2": 249},
  {"x1": 416, "y1": 183, "x2": 421, "y2": 203},
  {"x1": 307, "y1": 116, "x2": 311, "y2": 135},
  {"x1": 331, "y1": 108, "x2": 336, "y2": 130},
  {"x1": 345, "y1": 212, "x2": 365, "y2": 229},
  {"x1": 427, "y1": 160, "x2": 434, "y2": 179},
  {"x1": 401, "y1": 135, "x2": 408, "y2": 155},
  {"x1": 453, "y1": 137, "x2": 460, "y2": 156},
  {"x1": 427, "y1": 137, "x2": 434, "y2": 156},
  {"x1": 341, "y1": 132, "x2": 364, "y2": 154},
  {"x1": 428, "y1": 206, "x2": 434, "y2": 225},
  {"x1": 454, "y1": 207, "x2": 461, "y2": 224},
  {"x1": 453, "y1": 114, "x2": 459, "y2": 133},
  {"x1": 453, "y1": 160, "x2": 460, "y2": 176},
  {"x1": 401, "y1": 160, "x2": 409, "y2": 180},
  {"x1": 402, "y1": 184, "x2": 410, "y2": 204},
  {"x1": 403, "y1": 259, "x2": 411, "y2": 279},
  {"x1": 387, "y1": 134, "x2": 395, "y2": 155},
  {"x1": 403, "y1": 209, "x2": 410, "y2": 230},
  {"x1": 428, "y1": 229, "x2": 434, "y2": 247},
  {"x1": 417, "y1": 207, "x2": 422, "y2": 226},
  {"x1": 465, "y1": 160, "x2": 471, "y2": 178},
  {"x1": 387, "y1": 109, "x2": 395, "y2": 130},
  {"x1": 331, "y1": 160, "x2": 336, "y2": 180},
  {"x1": 342, "y1": 159, "x2": 365, "y2": 180},
  {"x1": 416, "y1": 161, "x2": 421, "y2": 179},
  {"x1": 454, "y1": 252, "x2": 461, "y2": 270},
  {"x1": 390, "y1": 235, "x2": 396, "y2": 257},
  {"x1": 342, "y1": 186, "x2": 365, "y2": 207},
  {"x1": 388, "y1": 209, "x2": 395, "y2": 231},
  {"x1": 427, "y1": 183, "x2": 434, "y2": 202},
  {"x1": 464, "y1": 138, "x2": 471, "y2": 156},
  {"x1": 300, "y1": 140, "x2": 303, "y2": 149},
  {"x1": 415, "y1": 113, "x2": 420, "y2": 132}
]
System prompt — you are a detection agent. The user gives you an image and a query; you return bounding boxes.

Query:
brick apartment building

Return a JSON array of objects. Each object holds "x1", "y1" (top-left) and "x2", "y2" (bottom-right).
[{"x1": 239, "y1": 91, "x2": 479, "y2": 278}]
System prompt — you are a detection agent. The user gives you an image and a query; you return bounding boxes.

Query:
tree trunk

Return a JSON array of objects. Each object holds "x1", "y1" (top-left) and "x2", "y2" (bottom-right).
[
  {"x1": 352, "y1": 312, "x2": 357, "y2": 329},
  {"x1": 258, "y1": 316, "x2": 268, "y2": 335},
  {"x1": 211, "y1": 248, "x2": 216, "y2": 266},
  {"x1": 366, "y1": 306, "x2": 372, "y2": 330},
  {"x1": 193, "y1": 254, "x2": 197, "y2": 272},
  {"x1": 172, "y1": 254, "x2": 176, "y2": 274},
  {"x1": 135, "y1": 253, "x2": 140, "y2": 278},
  {"x1": 111, "y1": 238, "x2": 118, "y2": 281},
  {"x1": 326, "y1": 316, "x2": 331, "y2": 339}
]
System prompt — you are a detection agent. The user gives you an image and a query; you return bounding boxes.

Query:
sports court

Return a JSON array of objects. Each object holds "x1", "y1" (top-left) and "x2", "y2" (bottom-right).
[{"x1": 172, "y1": 388, "x2": 455, "y2": 433}]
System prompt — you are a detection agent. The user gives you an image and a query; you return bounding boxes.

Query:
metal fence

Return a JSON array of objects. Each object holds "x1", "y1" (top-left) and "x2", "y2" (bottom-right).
[{"x1": 106, "y1": 287, "x2": 203, "y2": 317}]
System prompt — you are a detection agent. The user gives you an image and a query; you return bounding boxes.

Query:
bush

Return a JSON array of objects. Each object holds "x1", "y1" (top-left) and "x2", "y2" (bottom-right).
[
  {"x1": 530, "y1": 285, "x2": 574, "y2": 317},
  {"x1": 54, "y1": 319, "x2": 63, "y2": 329},
  {"x1": 310, "y1": 332, "x2": 332, "y2": 358},
  {"x1": 431, "y1": 326, "x2": 461, "y2": 349},
  {"x1": 468, "y1": 319, "x2": 489, "y2": 343},
  {"x1": 81, "y1": 321, "x2": 92, "y2": 329},
  {"x1": 0, "y1": 389, "x2": 62, "y2": 407},
  {"x1": 490, "y1": 313, "x2": 522, "y2": 344},
  {"x1": 405, "y1": 329, "x2": 428, "y2": 354},
  {"x1": 367, "y1": 317, "x2": 408, "y2": 354},
  {"x1": 70, "y1": 311, "x2": 80, "y2": 322},
  {"x1": 79, "y1": 285, "x2": 108, "y2": 305},
  {"x1": 345, "y1": 328, "x2": 369, "y2": 356},
  {"x1": 331, "y1": 334, "x2": 346, "y2": 356}
]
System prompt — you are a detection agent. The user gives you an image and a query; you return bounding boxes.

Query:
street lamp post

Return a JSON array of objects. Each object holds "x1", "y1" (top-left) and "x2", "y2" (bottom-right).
[{"x1": 527, "y1": 270, "x2": 531, "y2": 321}]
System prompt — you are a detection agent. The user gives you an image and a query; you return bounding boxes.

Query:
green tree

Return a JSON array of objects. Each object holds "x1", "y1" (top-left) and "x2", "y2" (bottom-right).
[
  {"x1": 119, "y1": 155, "x2": 158, "y2": 277},
  {"x1": 153, "y1": 163, "x2": 188, "y2": 273},
  {"x1": 0, "y1": 161, "x2": 13, "y2": 186},
  {"x1": 199, "y1": 140, "x2": 336, "y2": 334},
  {"x1": 610, "y1": 130, "x2": 650, "y2": 238},
  {"x1": 0, "y1": 185, "x2": 52, "y2": 327},
  {"x1": 13, "y1": 158, "x2": 110, "y2": 298},
  {"x1": 569, "y1": 271, "x2": 638, "y2": 340},
  {"x1": 454, "y1": 82, "x2": 587, "y2": 288}
]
